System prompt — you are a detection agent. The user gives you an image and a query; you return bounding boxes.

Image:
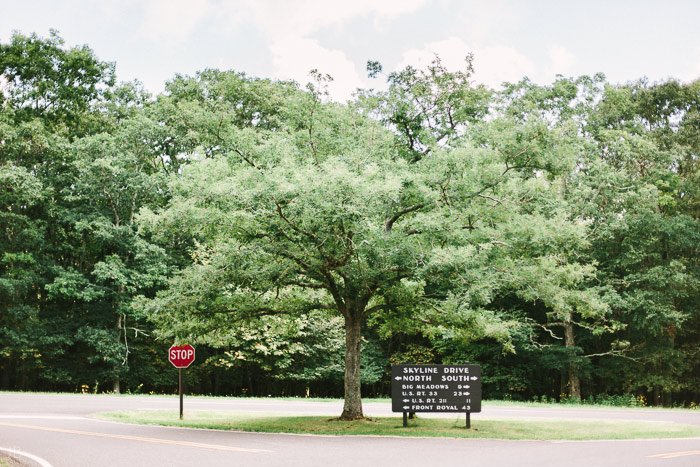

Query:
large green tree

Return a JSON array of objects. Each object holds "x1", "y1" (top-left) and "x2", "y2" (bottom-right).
[{"x1": 139, "y1": 61, "x2": 610, "y2": 417}]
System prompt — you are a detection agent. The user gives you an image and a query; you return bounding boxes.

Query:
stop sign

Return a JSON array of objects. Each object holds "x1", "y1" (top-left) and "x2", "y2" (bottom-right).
[{"x1": 168, "y1": 344, "x2": 195, "y2": 368}]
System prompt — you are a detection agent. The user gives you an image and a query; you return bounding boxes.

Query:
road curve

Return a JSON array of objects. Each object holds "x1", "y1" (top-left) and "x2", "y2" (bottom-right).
[{"x1": 1, "y1": 393, "x2": 699, "y2": 467}]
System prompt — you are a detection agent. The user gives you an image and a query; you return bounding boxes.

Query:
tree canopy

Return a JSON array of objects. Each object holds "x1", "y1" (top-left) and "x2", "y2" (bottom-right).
[{"x1": 2, "y1": 32, "x2": 700, "y2": 412}]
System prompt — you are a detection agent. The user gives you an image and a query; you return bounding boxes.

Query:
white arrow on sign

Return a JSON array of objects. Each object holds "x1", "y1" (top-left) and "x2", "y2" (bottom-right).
[
  {"x1": 403, "y1": 399, "x2": 409, "y2": 402},
  {"x1": 470, "y1": 376, "x2": 478, "y2": 381},
  {"x1": 394, "y1": 376, "x2": 402, "y2": 380},
  {"x1": 403, "y1": 406, "x2": 410, "y2": 410}
]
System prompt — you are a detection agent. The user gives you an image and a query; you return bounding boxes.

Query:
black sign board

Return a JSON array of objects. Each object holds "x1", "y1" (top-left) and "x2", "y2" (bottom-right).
[{"x1": 391, "y1": 364, "x2": 482, "y2": 413}]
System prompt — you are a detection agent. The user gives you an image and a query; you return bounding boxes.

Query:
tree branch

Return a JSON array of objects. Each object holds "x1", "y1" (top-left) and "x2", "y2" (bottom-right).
[
  {"x1": 540, "y1": 324, "x2": 563, "y2": 340},
  {"x1": 192, "y1": 301, "x2": 334, "y2": 318},
  {"x1": 232, "y1": 147, "x2": 261, "y2": 170},
  {"x1": 287, "y1": 280, "x2": 327, "y2": 290},
  {"x1": 478, "y1": 194, "x2": 503, "y2": 205},
  {"x1": 385, "y1": 202, "x2": 427, "y2": 232},
  {"x1": 583, "y1": 350, "x2": 640, "y2": 362},
  {"x1": 318, "y1": 269, "x2": 345, "y2": 312},
  {"x1": 274, "y1": 198, "x2": 317, "y2": 240}
]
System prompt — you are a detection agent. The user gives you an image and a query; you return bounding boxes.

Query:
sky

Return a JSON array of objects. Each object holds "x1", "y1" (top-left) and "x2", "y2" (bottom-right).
[{"x1": 2, "y1": 0, "x2": 700, "y2": 101}]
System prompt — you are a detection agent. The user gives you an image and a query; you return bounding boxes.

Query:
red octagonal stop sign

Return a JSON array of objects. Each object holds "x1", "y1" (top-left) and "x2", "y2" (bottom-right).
[{"x1": 169, "y1": 344, "x2": 195, "y2": 368}]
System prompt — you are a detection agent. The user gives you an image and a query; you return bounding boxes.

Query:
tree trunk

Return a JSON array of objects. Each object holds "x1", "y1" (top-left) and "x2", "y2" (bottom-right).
[
  {"x1": 564, "y1": 320, "x2": 581, "y2": 400},
  {"x1": 1, "y1": 358, "x2": 11, "y2": 389},
  {"x1": 113, "y1": 314, "x2": 122, "y2": 394},
  {"x1": 340, "y1": 313, "x2": 364, "y2": 420}
]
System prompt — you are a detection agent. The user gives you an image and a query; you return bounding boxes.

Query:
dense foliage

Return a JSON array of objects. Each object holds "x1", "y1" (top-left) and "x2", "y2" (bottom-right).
[{"x1": 1, "y1": 33, "x2": 699, "y2": 413}]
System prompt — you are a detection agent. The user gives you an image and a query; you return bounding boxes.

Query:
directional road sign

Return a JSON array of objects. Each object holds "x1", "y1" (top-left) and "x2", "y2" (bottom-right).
[{"x1": 391, "y1": 364, "x2": 482, "y2": 413}]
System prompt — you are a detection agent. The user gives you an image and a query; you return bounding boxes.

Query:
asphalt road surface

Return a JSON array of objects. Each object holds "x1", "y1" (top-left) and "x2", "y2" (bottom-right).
[{"x1": 1, "y1": 393, "x2": 699, "y2": 467}]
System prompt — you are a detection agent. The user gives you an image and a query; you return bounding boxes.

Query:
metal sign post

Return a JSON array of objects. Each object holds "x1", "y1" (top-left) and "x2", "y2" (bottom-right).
[
  {"x1": 179, "y1": 368, "x2": 184, "y2": 420},
  {"x1": 169, "y1": 344, "x2": 195, "y2": 420}
]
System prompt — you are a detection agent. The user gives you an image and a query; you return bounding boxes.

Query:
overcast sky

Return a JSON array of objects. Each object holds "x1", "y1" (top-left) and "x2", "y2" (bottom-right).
[{"x1": 3, "y1": 0, "x2": 700, "y2": 101}]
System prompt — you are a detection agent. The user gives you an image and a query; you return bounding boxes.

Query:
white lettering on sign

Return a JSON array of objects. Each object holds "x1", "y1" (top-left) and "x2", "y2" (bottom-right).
[
  {"x1": 442, "y1": 367, "x2": 470, "y2": 374},
  {"x1": 168, "y1": 345, "x2": 196, "y2": 368},
  {"x1": 441, "y1": 375, "x2": 472, "y2": 382},
  {"x1": 170, "y1": 349, "x2": 195, "y2": 360},
  {"x1": 403, "y1": 367, "x2": 438, "y2": 374},
  {"x1": 415, "y1": 384, "x2": 449, "y2": 389},
  {"x1": 400, "y1": 375, "x2": 434, "y2": 382}
]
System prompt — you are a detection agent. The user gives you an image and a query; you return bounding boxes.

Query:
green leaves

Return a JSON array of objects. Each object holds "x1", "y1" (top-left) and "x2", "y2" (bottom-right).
[
  {"x1": 360, "y1": 55, "x2": 491, "y2": 162},
  {"x1": 0, "y1": 30, "x2": 115, "y2": 137},
  {"x1": 2, "y1": 33, "x2": 700, "y2": 404}
]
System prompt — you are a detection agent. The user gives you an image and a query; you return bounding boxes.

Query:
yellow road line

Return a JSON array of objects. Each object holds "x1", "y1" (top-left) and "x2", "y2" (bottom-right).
[
  {"x1": 647, "y1": 450, "x2": 700, "y2": 459},
  {"x1": 0, "y1": 422, "x2": 270, "y2": 453}
]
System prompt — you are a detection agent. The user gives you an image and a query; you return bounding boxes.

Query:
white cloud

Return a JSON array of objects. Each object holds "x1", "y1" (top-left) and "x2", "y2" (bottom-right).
[
  {"x1": 454, "y1": 0, "x2": 517, "y2": 46},
  {"x1": 398, "y1": 37, "x2": 472, "y2": 70},
  {"x1": 676, "y1": 46, "x2": 700, "y2": 84},
  {"x1": 230, "y1": 0, "x2": 428, "y2": 40},
  {"x1": 269, "y1": 36, "x2": 366, "y2": 102},
  {"x1": 473, "y1": 45, "x2": 537, "y2": 87},
  {"x1": 546, "y1": 45, "x2": 577, "y2": 79},
  {"x1": 135, "y1": 0, "x2": 213, "y2": 41},
  {"x1": 681, "y1": 63, "x2": 700, "y2": 83},
  {"x1": 397, "y1": 37, "x2": 537, "y2": 89},
  {"x1": 229, "y1": 0, "x2": 427, "y2": 101}
]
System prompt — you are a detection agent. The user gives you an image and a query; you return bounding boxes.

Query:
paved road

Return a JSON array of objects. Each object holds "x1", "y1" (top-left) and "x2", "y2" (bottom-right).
[{"x1": 1, "y1": 393, "x2": 699, "y2": 466}]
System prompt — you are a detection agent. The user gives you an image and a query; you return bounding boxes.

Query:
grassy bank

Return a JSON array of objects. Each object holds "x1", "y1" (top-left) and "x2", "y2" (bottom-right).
[{"x1": 97, "y1": 410, "x2": 700, "y2": 440}]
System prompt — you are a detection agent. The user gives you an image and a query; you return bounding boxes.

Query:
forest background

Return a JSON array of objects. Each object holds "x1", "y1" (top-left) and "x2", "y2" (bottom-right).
[{"x1": 1, "y1": 32, "x2": 699, "y2": 413}]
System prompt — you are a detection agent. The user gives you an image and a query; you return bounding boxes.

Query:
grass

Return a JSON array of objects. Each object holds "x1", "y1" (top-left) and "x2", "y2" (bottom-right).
[
  {"x1": 481, "y1": 400, "x2": 649, "y2": 409},
  {"x1": 0, "y1": 455, "x2": 22, "y2": 467},
  {"x1": 96, "y1": 410, "x2": 700, "y2": 440}
]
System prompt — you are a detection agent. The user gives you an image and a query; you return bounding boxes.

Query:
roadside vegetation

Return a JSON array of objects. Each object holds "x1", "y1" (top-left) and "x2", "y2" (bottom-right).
[
  {"x1": 0, "y1": 454, "x2": 23, "y2": 467},
  {"x1": 98, "y1": 410, "x2": 700, "y2": 440}
]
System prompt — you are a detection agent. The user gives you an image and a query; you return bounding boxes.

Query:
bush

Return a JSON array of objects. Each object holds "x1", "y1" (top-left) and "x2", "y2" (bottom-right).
[{"x1": 555, "y1": 393, "x2": 647, "y2": 407}]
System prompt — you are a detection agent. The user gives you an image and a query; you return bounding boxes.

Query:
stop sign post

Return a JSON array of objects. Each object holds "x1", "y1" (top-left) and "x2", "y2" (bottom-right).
[{"x1": 169, "y1": 344, "x2": 195, "y2": 420}]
